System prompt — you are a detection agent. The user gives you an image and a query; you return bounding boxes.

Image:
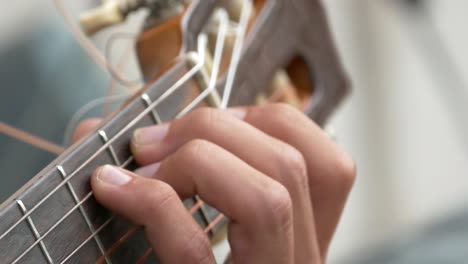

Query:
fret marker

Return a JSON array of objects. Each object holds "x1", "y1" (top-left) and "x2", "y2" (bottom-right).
[
  {"x1": 57, "y1": 166, "x2": 112, "y2": 264},
  {"x1": 16, "y1": 199, "x2": 55, "y2": 264}
]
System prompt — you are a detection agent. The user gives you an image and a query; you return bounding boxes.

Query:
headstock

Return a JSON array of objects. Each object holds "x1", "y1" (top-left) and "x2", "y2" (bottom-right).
[
  {"x1": 82, "y1": 0, "x2": 350, "y2": 125},
  {"x1": 180, "y1": 0, "x2": 350, "y2": 125},
  {"x1": 0, "y1": 1, "x2": 350, "y2": 263}
]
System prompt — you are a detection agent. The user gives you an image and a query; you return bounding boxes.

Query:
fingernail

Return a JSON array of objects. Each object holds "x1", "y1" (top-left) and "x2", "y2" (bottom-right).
[
  {"x1": 96, "y1": 165, "x2": 132, "y2": 186},
  {"x1": 134, "y1": 163, "x2": 160, "y2": 178},
  {"x1": 133, "y1": 124, "x2": 169, "y2": 145},
  {"x1": 226, "y1": 108, "x2": 247, "y2": 120}
]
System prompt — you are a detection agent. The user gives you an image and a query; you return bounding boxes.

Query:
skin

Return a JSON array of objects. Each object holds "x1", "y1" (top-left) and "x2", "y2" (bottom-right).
[{"x1": 74, "y1": 103, "x2": 356, "y2": 264}]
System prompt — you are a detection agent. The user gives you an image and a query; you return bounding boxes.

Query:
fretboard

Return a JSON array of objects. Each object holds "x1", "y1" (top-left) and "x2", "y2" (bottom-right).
[
  {"x1": 0, "y1": 0, "x2": 350, "y2": 260},
  {"x1": 0, "y1": 60, "x2": 228, "y2": 264}
]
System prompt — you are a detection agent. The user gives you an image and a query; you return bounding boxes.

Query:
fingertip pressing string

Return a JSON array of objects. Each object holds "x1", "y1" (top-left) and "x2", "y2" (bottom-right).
[{"x1": 4, "y1": 2, "x2": 249, "y2": 261}]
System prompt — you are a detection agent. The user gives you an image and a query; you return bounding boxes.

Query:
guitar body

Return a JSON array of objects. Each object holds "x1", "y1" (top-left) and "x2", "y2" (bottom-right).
[{"x1": 0, "y1": 0, "x2": 349, "y2": 263}]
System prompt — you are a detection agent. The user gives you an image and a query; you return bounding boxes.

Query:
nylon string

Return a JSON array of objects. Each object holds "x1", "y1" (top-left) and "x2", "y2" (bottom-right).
[{"x1": 3, "y1": 2, "x2": 251, "y2": 261}]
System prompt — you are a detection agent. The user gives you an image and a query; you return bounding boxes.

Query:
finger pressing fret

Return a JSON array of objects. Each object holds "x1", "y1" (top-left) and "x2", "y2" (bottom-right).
[{"x1": 0, "y1": 122, "x2": 65, "y2": 155}]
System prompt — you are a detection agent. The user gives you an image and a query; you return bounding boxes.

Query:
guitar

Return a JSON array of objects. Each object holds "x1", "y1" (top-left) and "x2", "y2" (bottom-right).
[{"x1": 0, "y1": 0, "x2": 349, "y2": 263}]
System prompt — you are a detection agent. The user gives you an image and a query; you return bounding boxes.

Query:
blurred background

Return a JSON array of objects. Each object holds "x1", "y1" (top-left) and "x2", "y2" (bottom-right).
[{"x1": 1, "y1": 0, "x2": 468, "y2": 263}]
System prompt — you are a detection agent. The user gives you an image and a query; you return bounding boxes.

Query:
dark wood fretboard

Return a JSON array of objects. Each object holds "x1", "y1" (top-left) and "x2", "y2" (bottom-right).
[
  {"x1": 0, "y1": 0, "x2": 350, "y2": 261},
  {"x1": 0, "y1": 61, "x2": 228, "y2": 264}
]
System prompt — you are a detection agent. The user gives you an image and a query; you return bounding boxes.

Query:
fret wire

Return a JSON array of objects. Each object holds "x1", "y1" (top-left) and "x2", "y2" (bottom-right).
[
  {"x1": 176, "y1": 9, "x2": 229, "y2": 118},
  {"x1": 127, "y1": 13, "x2": 230, "y2": 253},
  {"x1": 141, "y1": 93, "x2": 162, "y2": 124},
  {"x1": 59, "y1": 216, "x2": 115, "y2": 264},
  {"x1": 96, "y1": 198, "x2": 205, "y2": 264},
  {"x1": 11, "y1": 155, "x2": 135, "y2": 263},
  {"x1": 4, "y1": 5, "x2": 249, "y2": 260},
  {"x1": 95, "y1": 17, "x2": 231, "y2": 257},
  {"x1": 57, "y1": 166, "x2": 111, "y2": 264},
  {"x1": 66, "y1": 197, "x2": 207, "y2": 264},
  {"x1": 98, "y1": 130, "x2": 121, "y2": 166},
  {"x1": 0, "y1": 34, "x2": 208, "y2": 243},
  {"x1": 16, "y1": 200, "x2": 55, "y2": 264},
  {"x1": 221, "y1": 0, "x2": 252, "y2": 109},
  {"x1": 10, "y1": 155, "x2": 134, "y2": 263},
  {"x1": 132, "y1": 212, "x2": 226, "y2": 264},
  {"x1": 107, "y1": 6, "x2": 237, "y2": 260},
  {"x1": 11, "y1": 192, "x2": 94, "y2": 264}
]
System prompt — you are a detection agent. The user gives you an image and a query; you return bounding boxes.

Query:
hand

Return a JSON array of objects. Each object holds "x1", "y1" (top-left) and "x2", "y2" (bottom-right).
[{"x1": 74, "y1": 104, "x2": 355, "y2": 264}]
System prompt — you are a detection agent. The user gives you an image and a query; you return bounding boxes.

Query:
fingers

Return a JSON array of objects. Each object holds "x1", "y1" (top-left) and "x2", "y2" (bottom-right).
[
  {"x1": 72, "y1": 118, "x2": 102, "y2": 143},
  {"x1": 91, "y1": 165, "x2": 216, "y2": 264},
  {"x1": 131, "y1": 107, "x2": 319, "y2": 261},
  {"x1": 150, "y1": 140, "x2": 295, "y2": 264},
  {"x1": 244, "y1": 103, "x2": 356, "y2": 256}
]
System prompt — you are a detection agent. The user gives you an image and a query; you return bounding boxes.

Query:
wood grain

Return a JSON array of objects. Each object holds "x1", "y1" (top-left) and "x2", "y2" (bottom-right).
[{"x1": 0, "y1": 0, "x2": 349, "y2": 262}]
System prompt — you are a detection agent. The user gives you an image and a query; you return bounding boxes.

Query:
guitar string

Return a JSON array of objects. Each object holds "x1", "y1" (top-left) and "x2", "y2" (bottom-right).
[
  {"x1": 176, "y1": 8, "x2": 229, "y2": 117},
  {"x1": 96, "y1": 4, "x2": 252, "y2": 260},
  {"x1": 1, "y1": 33, "x2": 137, "y2": 148},
  {"x1": 62, "y1": 93, "x2": 133, "y2": 146},
  {"x1": 9, "y1": 156, "x2": 133, "y2": 264},
  {"x1": 103, "y1": 34, "x2": 140, "y2": 116},
  {"x1": 3, "y1": 2, "x2": 250, "y2": 262},
  {"x1": 62, "y1": 8, "x2": 236, "y2": 262},
  {"x1": 95, "y1": 4, "x2": 251, "y2": 260},
  {"x1": 97, "y1": 4, "x2": 252, "y2": 258},
  {"x1": 4, "y1": 35, "x2": 206, "y2": 263},
  {"x1": 104, "y1": 32, "x2": 143, "y2": 86},
  {"x1": 91, "y1": 6, "x2": 238, "y2": 259},
  {"x1": 92, "y1": 9, "x2": 230, "y2": 261},
  {"x1": 221, "y1": 0, "x2": 252, "y2": 109},
  {"x1": 53, "y1": 0, "x2": 136, "y2": 88},
  {"x1": 61, "y1": 197, "x2": 209, "y2": 264},
  {"x1": 134, "y1": 212, "x2": 227, "y2": 264},
  {"x1": 0, "y1": 122, "x2": 65, "y2": 155},
  {"x1": 95, "y1": 199, "x2": 205, "y2": 264}
]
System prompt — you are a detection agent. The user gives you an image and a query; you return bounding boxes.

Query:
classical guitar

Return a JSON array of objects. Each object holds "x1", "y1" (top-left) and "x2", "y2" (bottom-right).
[{"x1": 0, "y1": 0, "x2": 349, "y2": 263}]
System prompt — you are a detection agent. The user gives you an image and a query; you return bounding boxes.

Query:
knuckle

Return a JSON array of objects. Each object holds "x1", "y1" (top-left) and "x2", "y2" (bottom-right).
[
  {"x1": 172, "y1": 139, "x2": 216, "y2": 170},
  {"x1": 267, "y1": 103, "x2": 303, "y2": 122},
  {"x1": 145, "y1": 182, "x2": 178, "y2": 221},
  {"x1": 190, "y1": 107, "x2": 223, "y2": 130},
  {"x1": 260, "y1": 182, "x2": 293, "y2": 231},
  {"x1": 179, "y1": 139, "x2": 213, "y2": 160},
  {"x1": 180, "y1": 228, "x2": 213, "y2": 264},
  {"x1": 276, "y1": 144, "x2": 309, "y2": 189},
  {"x1": 332, "y1": 151, "x2": 357, "y2": 190},
  {"x1": 261, "y1": 103, "x2": 306, "y2": 136}
]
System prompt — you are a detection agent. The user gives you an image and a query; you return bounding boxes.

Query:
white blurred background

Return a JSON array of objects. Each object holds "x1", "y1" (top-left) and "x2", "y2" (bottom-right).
[
  {"x1": 1, "y1": 0, "x2": 468, "y2": 263},
  {"x1": 325, "y1": 1, "x2": 468, "y2": 262}
]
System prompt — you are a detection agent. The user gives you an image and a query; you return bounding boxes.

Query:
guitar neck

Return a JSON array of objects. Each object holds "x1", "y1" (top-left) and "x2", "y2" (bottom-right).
[
  {"x1": 0, "y1": 0, "x2": 351, "y2": 262},
  {"x1": 0, "y1": 60, "x2": 227, "y2": 264}
]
